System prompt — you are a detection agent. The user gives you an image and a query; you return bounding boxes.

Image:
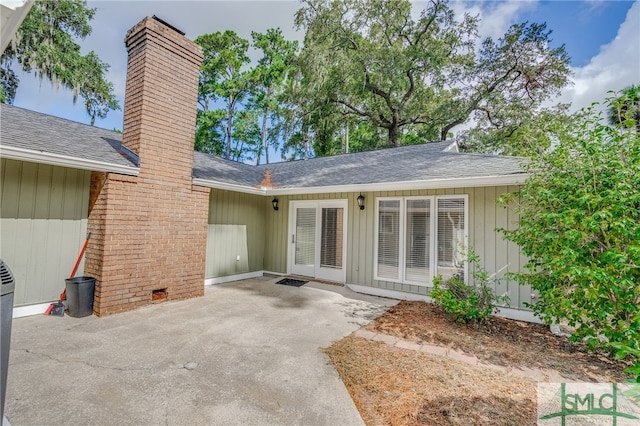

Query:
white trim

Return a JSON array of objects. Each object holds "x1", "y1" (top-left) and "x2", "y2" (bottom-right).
[
  {"x1": 492, "y1": 306, "x2": 543, "y2": 324},
  {"x1": 346, "y1": 284, "x2": 542, "y2": 323},
  {"x1": 270, "y1": 175, "x2": 527, "y2": 194},
  {"x1": 1, "y1": 0, "x2": 34, "y2": 52},
  {"x1": 1, "y1": 145, "x2": 139, "y2": 176},
  {"x1": 348, "y1": 284, "x2": 433, "y2": 302},
  {"x1": 192, "y1": 178, "x2": 265, "y2": 195},
  {"x1": 12, "y1": 301, "x2": 53, "y2": 318},
  {"x1": 192, "y1": 174, "x2": 528, "y2": 196},
  {"x1": 204, "y1": 270, "x2": 265, "y2": 285}
]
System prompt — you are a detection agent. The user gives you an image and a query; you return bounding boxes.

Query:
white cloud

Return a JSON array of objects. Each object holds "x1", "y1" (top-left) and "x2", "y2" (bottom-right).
[
  {"x1": 450, "y1": 0, "x2": 537, "y2": 41},
  {"x1": 560, "y1": 0, "x2": 640, "y2": 112}
]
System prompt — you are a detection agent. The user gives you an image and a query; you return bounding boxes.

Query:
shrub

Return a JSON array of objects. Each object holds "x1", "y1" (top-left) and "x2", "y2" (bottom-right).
[
  {"x1": 500, "y1": 92, "x2": 640, "y2": 355},
  {"x1": 430, "y1": 251, "x2": 509, "y2": 323}
]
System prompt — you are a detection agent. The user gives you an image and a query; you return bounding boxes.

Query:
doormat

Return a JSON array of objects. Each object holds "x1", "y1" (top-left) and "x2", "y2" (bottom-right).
[{"x1": 276, "y1": 278, "x2": 308, "y2": 287}]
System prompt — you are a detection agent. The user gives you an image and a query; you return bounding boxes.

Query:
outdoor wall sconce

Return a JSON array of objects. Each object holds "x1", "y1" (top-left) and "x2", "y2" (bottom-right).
[
  {"x1": 272, "y1": 198, "x2": 279, "y2": 211},
  {"x1": 357, "y1": 194, "x2": 365, "y2": 210}
]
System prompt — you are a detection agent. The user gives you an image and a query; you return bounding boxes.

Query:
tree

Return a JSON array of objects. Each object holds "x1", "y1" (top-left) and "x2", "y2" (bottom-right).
[
  {"x1": 250, "y1": 28, "x2": 298, "y2": 164},
  {"x1": 499, "y1": 96, "x2": 640, "y2": 355},
  {"x1": 456, "y1": 104, "x2": 572, "y2": 156},
  {"x1": 608, "y1": 84, "x2": 640, "y2": 133},
  {"x1": 293, "y1": 0, "x2": 571, "y2": 151},
  {"x1": 230, "y1": 108, "x2": 261, "y2": 162},
  {"x1": 1, "y1": 0, "x2": 119, "y2": 124},
  {"x1": 194, "y1": 109, "x2": 225, "y2": 155},
  {"x1": 195, "y1": 31, "x2": 251, "y2": 159}
]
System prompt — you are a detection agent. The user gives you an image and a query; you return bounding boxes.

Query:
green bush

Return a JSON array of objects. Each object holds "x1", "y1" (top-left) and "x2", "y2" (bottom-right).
[
  {"x1": 500, "y1": 92, "x2": 640, "y2": 355},
  {"x1": 613, "y1": 344, "x2": 640, "y2": 401},
  {"x1": 430, "y1": 252, "x2": 509, "y2": 323}
]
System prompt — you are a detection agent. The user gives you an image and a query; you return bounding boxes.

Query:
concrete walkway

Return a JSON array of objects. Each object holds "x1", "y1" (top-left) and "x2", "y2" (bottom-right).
[{"x1": 5, "y1": 277, "x2": 396, "y2": 426}]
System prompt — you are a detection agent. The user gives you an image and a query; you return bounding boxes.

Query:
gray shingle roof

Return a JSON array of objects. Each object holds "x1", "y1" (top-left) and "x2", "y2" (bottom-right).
[
  {"x1": 2, "y1": 104, "x2": 526, "y2": 191},
  {"x1": 193, "y1": 151, "x2": 260, "y2": 187},
  {"x1": 195, "y1": 142, "x2": 526, "y2": 190},
  {"x1": 1, "y1": 104, "x2": 138, "y2": 171}
]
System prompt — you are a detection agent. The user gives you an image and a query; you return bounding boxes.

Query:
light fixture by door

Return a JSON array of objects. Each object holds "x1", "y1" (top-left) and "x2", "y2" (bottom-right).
[
  {"x1": 272, "y1": 198, "x2": 279, "y2": 211},
  {"x1": 357, "y1": 194, "x2": 365, "y2": 210}
]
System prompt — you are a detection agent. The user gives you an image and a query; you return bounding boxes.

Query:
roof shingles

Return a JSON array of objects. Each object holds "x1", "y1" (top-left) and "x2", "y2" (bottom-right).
[{"x1": 2, "y1": 104, "x2": 526, "y2": 191}]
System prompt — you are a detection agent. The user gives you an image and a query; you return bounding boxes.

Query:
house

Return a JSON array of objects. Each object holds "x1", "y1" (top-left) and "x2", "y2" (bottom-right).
[{"x1": 0, "y1": 16, "x2": 536, "y2": 322}]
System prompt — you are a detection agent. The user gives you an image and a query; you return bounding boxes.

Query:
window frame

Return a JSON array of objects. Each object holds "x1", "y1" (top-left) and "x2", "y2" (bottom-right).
[{"x1": 373, "y1": 194, "x2": 468, "y2": 286}]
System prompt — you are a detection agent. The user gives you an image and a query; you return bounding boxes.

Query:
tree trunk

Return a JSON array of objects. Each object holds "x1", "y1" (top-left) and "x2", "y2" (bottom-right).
[
  {"x1": 226, "y1": 100, "x2": 233, "y2": 160},
  {"x1": 388, "y1": 125, "x2": 399, "y2": 147},
  {"x1": 260, "y1": 105, "x2": 268, "y2": 165}
]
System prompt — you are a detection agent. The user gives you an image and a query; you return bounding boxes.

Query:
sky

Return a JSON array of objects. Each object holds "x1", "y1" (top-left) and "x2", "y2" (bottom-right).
[{"x1": 8, "y1": 0, "x2": 640, "y2": 153}]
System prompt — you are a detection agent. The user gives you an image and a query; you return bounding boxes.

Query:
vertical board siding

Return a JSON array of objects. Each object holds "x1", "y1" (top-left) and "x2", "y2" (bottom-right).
[
  {"x1": 206, "y1": 189, "x2": 266, "y2": 278},
  {"x1": 0, "y1": 160, "x2": 90, "y2": 306},
  {"x1": 206, "y1": 225, "x2": 250, "y2": 277},
  {"x1": 207, "y1": 186, "x2": 531, "y2": 308},
  {"x1": 261, "y1": 186, "x2": 528, "y2": 309}
]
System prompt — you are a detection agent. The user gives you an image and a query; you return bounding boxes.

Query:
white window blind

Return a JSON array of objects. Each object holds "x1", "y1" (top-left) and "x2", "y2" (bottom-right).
[
  {"x1": 377, "y1": 199, "x2": 401, "y2": 280},
  {"x1": 375, "y1": 196, "x2": 466, "y2": 285},
  {"x1": 405, "y1": 199, "x2": 431, "y2": 282},
  {"x1": 436, "y1": 198, "x2": 465, "y2": 282},
  {"x1": 295, "y1": 208, "x2": 316, "y2": 266},
  {"x1": 320, "y1": 207, "x2": 344, "y2": 269}
]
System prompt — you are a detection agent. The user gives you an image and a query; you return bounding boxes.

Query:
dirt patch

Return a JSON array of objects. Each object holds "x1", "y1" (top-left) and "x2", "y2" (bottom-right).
[
  {"x1": 326, "y1": 301, "x2": 633, "y2": 425},
  {"x1": 366, "y1": 301, "x2": 629, "y2": 382}
]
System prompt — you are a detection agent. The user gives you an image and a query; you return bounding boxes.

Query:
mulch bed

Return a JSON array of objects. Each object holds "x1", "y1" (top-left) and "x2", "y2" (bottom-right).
[
  {"x1": 326, "y1": 336, "x2": 537, "y2": 425},
  {"x1": 366, "y1": 301, "x2": 630, "y2": 382},
  {"x1": 325, "y1": 300, "x2": 633, "y2": 425}
]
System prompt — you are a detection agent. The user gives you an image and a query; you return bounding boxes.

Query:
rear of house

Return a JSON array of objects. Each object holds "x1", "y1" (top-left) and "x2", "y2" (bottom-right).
[{"x1": 1, "y1": 15, "x2": 536, "y2": 322}]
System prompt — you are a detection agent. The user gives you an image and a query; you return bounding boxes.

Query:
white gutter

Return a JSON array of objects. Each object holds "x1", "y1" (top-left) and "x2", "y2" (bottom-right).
[
  {"x1": 0, "y1": 145, "x2": 140, "y2": 176},
  {"x1": 192, "y1": 174, "x2": 528, "y2": 196}
]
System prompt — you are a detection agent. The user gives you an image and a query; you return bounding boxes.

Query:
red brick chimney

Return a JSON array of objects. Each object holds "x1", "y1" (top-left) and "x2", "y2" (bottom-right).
[{"x1": 85, "y1": 17, "x2": 210, "y2": 315}]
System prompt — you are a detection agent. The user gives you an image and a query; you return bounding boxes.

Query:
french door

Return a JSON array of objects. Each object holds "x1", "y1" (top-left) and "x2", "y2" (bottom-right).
[{"x1": 288, "y1": 200, "x2": 347, "y2": 283}]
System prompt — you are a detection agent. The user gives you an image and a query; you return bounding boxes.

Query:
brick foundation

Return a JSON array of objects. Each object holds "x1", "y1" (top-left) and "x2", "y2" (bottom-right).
[{"x1": 85, "y1": 17, "x2": 209, "y2": 315}]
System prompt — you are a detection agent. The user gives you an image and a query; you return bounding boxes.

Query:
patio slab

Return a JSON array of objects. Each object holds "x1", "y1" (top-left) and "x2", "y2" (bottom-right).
[{"x1": 5, "y1": 277, "x2": 396, "y2": 426}]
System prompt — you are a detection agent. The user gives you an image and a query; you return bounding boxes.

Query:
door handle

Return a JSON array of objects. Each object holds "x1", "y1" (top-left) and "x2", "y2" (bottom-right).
[{"x1": 292, "y1": 234, "x2": 295, "y2": 244}]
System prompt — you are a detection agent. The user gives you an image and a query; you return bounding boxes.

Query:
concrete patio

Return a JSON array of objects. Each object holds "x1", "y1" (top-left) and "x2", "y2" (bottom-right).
[{"x1": 5, "y1": 277, "x2": 396, "y2": 425}]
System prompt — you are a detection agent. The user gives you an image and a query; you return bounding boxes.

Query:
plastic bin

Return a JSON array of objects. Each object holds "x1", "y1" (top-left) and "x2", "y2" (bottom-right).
[
  {"x1": 1, "y1": 259, "x2": 15, "y2": 423},
  {"x1": 65, "y1": 276, "x2": 95, "y2": 318}
]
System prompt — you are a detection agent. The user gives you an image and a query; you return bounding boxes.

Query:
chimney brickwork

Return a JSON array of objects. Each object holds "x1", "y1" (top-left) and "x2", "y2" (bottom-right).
[{"x1": 85, "y1": 17, "x2": 210, "y2": 315}]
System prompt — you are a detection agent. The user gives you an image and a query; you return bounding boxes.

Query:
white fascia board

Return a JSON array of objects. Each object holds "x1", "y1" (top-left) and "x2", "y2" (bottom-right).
[
  {"x1": 1, "y1": 0, "x2": 34, "y2": 52},
  {"x1": 1, "y1": 145, "x2": 140, "y2": 176},
  {"x1": 193, "y1": 174, "x2": 528, "y2": 196},
  {"x1": 192, "y1": 177, "x2": 266, "y2": 195},
  {"x1": 266, "y1": 174, "x2": 528, "y2": 196}
]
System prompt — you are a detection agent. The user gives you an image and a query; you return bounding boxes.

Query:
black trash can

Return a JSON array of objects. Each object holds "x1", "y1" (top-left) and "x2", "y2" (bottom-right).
[{"x1": 65, "y1": 276, "x2": 95, "y2": 318}]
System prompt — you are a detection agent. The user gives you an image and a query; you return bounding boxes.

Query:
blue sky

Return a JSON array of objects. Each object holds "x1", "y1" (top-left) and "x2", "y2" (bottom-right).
[{"x1": 8, "y1": 0, "x2": 640, "y2": 157}]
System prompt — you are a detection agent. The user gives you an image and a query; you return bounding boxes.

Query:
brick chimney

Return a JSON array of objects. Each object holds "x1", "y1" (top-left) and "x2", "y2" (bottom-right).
[{"x1": 85, "y1": 17, "x2": 210, "y2": 315}]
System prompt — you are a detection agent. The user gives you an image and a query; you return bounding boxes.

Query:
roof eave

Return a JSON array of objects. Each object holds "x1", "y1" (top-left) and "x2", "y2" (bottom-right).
[
  {"x1": 192, "y1": 177, "x2": 266, "y2": 195},
  {"x1": 1, "y1": 145, "x2": 140, "y2": 176},
  {"x1": 192, "y1": 174, "x2": 528, "y2": 196}
]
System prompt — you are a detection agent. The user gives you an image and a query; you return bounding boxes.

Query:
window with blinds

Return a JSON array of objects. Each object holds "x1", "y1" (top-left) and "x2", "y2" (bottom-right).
[
  {"x1": 320, "y1": 207, "x2": 344, "y2": 269},
  {"x1": 375, "y1": 196, "x2": 466, "y2": 285},
  {"x1": 405, "y1": 199, "x2": 431, "y2": 282},
  {"x1": 295, "y1": 207, "x2": 316, "y2": 266},
  {"x1": 436, "y1": 198, "x2": 465, "y2": 282},
  {"x1": 376, "y1": 199, "x2": 401, "y2": 280}
]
